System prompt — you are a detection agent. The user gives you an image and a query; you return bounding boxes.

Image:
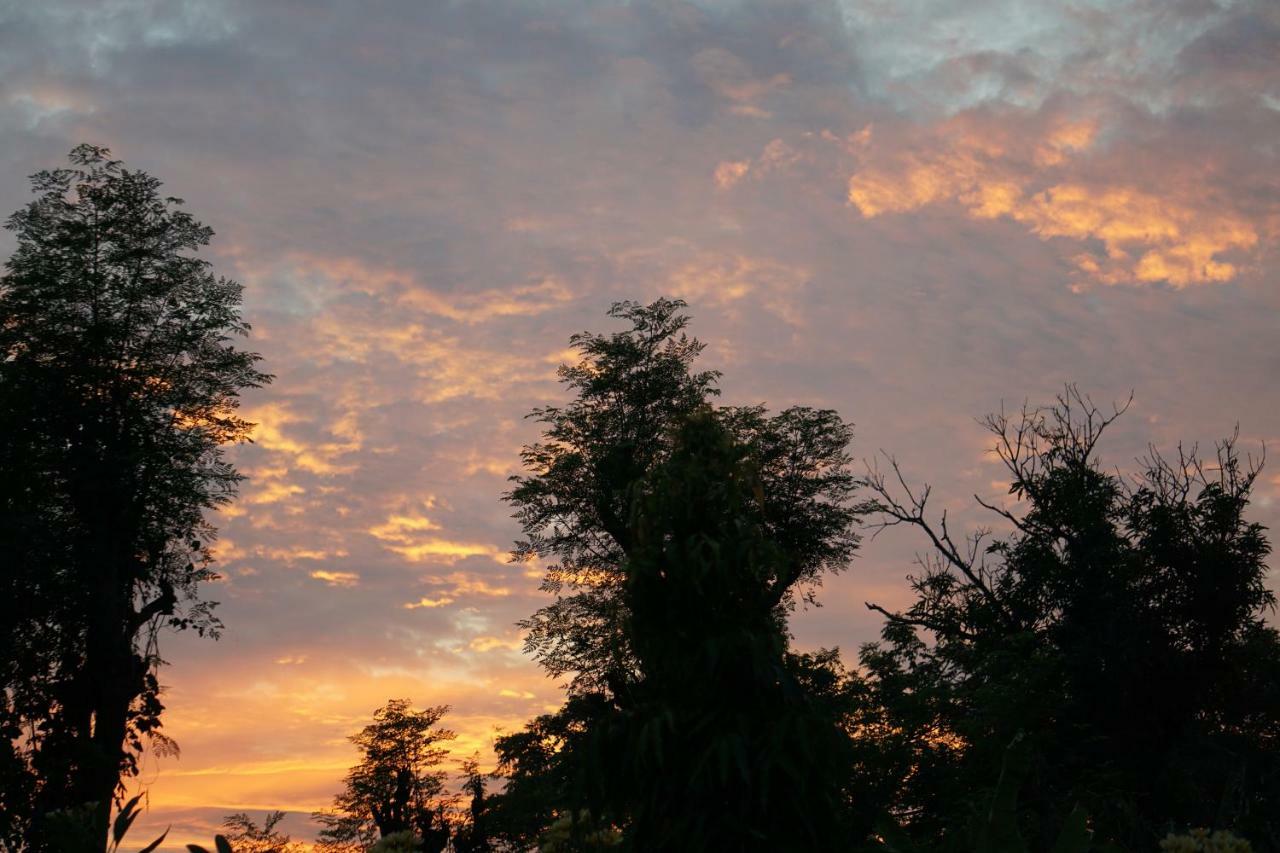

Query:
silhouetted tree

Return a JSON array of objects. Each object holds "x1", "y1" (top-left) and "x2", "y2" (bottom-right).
[
  {"x1": 507, "y1": 298, "x2": 861, "y2": 698},
  {"x1": 859, "y1": 388, "x2": 1280, "y2": 851},
  {"x1": 498, "y1": 299, "x2": 864, "y2": 840},
  {"x1": 486, "y1": 694, "x2": 613, "y2": 850},
  {"x1": 450, "y1": 754, "x2": 492, "y2": 853},
  {"x1": 0, "y1": 144, "x2": 270, "y2": 849},
  {"x1": 592, "y1": 411, "x2": 855, "y2": 850},
  {"x1": 221, "y1": 811, "x2": 305, "y2": 853},
  {"x1": 314, "y1": 700, "x2": 456, "y2": 853}
]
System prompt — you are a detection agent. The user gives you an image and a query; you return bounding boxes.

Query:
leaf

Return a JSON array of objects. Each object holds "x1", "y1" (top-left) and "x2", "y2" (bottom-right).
[
  {"x1": 113, "y1": 793, "x2": 144, "y2": 845},
  {"x1": 137, "y1": 826, "x2": 170, "y2": 853},
  {"x1": 215, "y1": 834, "x2": 234, "y2": 853},
  {"x1": 187, "y1": 847, "x2": 210, "y2": 853}
]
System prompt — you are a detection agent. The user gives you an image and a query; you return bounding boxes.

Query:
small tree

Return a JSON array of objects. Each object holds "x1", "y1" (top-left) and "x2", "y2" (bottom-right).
[
  {"x1": 221, "y1": 811, "x2": 306, "y2": 853},
  {"x1": 450, "y1": 754, "x2": 492, "y2": 853},
  {"x1": 314, "y1": 700, "x2": 456, "y2": 853},
  {"x1": 0, "y1": 144, "x2": 270, "y2": 848}
]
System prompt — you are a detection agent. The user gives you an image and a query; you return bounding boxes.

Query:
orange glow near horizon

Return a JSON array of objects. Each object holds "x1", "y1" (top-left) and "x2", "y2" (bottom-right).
[{"x1": 6, "y1": 1, "x2": 1280, "y2": 849}]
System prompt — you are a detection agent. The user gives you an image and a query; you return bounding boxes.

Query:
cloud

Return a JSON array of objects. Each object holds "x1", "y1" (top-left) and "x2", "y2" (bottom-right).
[
  {"x1": 4, "y1": 0, "x2": 1279, "y2": 847},
  {"x1": 846, "y1": 112, "x2": 1262, "y2": 287},
  {"x1": 309, "y1": 570, "x2": 360, "y2": 588}
]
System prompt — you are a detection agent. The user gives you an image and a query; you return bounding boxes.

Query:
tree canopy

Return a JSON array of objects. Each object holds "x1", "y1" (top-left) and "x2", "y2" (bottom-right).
[
  {"x1": 507, "y1": 297, "x2": 861, "y2": 697},
  {"x1": 315, "y1": 700, "x2": 456, "y2": 853},
  {"x1": 0, "y1": 144, "x2": 269, "y2": 849},
  {"x1": 859, "y1": 388, "x2": 1280, "y2": 850},
  {"x1": 489, "y1": 298, "x2": 867, "y2": 847}
]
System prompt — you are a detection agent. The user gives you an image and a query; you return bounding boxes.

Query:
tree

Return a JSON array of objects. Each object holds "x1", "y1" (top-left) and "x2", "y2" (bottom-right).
[
  {"x1": 221, "y1": 811, "x2": 306, "y2": 853},
  {"x1": 451, "y1": 754, "x2": 492, "y2": 853},
  {"x1": 0, "y1": 144, "x2": 270, "y2": 849},
  {"x1": 594, "y1": 411, "x2": 855, "y2": 850},
  {"x1": 507, "y1": 298, "x2": 861, "y2": 699},
  {"x1": 859, "y1": 388, "x2": 1280, "y2": 851},
  {"x1": 486, "y1": 693, "x2": 613, "y2": 850},
  {"x1": 314, "y1": 700, "x2": 456, "y2": 853},
  {"x1": 499, "y1": 299, "x2": 865, "y2": 842}
]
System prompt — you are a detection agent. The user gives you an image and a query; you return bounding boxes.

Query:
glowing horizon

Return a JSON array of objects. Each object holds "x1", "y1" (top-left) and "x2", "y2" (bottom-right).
[{"x1": 2, "y1": 1, "x2": 1278, "y2": 848}]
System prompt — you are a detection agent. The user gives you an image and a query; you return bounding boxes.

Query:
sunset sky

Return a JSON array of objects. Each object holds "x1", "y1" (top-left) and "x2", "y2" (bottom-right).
[{"x1": 2, "y1": 0, "x2": 1279, "y2": 847}]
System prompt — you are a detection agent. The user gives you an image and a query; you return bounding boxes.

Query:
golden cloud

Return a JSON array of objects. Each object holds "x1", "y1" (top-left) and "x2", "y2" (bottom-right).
[
  {"x1": 846, "y1": 117, "x2": 1259, "y2": 287},
  {"x1": 243, "y1": 401, "x2": 361, "y2": 477},
  {"x1": 404, "y1": 595, "x2": 455, "y2": 609},
  {"x1": 309, "y1": 570, "x2": 360, "y2": 587},
  {"x1": 371, "y1": 508, "x2": 506, "y2": 566}
]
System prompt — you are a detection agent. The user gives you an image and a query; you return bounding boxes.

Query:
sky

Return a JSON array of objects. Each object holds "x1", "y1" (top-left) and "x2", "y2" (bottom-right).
[{"x1": 1, "y1": 0, "x2": 1279, "y2": 847}]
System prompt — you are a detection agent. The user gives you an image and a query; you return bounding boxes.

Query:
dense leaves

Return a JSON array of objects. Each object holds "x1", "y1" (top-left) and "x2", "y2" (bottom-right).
[
  {"x1": 314, "y1": 700, "x2": 456, "y2": 853},
  {"x1": 493, "y1": 300, "x2": 866, "y2": 846},
  {"x1": 593, "y1": 412, "x2": 855, "y2": 850},
  {"x1": 0, "y1": 145, "x2": 269, "y2": 849},
  {"x1": 507, "y1": 298, "x2": 861, "y2": 697},
  {"x1": 859, "y1": 389, "x2": 1280, "y2": 851}
]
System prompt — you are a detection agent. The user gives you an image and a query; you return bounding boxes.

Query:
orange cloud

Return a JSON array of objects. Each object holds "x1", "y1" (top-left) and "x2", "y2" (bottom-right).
[
  {"x1": 243, "y1": 401, "x2": 361, "y2": 476},
  {"x1": 404, "y1": 595, "x2": 455, "y2": 609},
  {"x1": 369, "y1": 509, "x2": 506, "y2": 566},
  {"x1": 847, "y1": 117, "x2": 1259, "y2": 287},
  {"x1": 309, "y1": 570, "x2": 360, "y2": 587}
]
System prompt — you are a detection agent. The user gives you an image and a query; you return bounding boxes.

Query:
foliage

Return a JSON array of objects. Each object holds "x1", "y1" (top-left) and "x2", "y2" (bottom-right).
[
  {"x1": 313, "y1": 700, "x2": 455, "y2": 853},
  {"x1": 0, "y1": 144, "x2": 269, "y2": 849},
  {"x1": 588, "y1": 412, "x2": 856, "y2": 850},
  {"x1": 366, "y1": 831, "x2": 419, "y2": 853},
  {"x1": 507, "y1": 297, "x2": 861, "y2": 697},
  {"x1": 496, "y1": 298, "x2": 864, "y2": 843},
  {"x1": 220, "y1": 811, "x2": 305, "y2": 853},
  {"x1": 486, "y1": 694, "x2": 613, "y2": 849},
  {"x1": 859, "y1": 388, "x2": 1280, "y2": 851},
  {"x1": 450, "y1": 754, "x2": 491, "y2": 853},
  {"x1": 185, "y1": 837, "x2": 234, "y2": 853},
  {"x1": 537, "y1": 812, "x2": 623, "y2": 852}
]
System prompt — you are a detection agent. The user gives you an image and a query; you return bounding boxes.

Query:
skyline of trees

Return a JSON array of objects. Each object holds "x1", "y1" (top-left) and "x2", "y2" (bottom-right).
[{"x1": 1, "y1": 147, "x2": 1275, "y2": 852}]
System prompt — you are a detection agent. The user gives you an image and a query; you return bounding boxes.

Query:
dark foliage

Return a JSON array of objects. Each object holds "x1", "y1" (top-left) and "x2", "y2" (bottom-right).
[
  {"x1": 493, "y1": 299, "x2": 866, "y2": 845},
  {"x1": 221, "y1": 811, "x2": 304, "y2": 853},
  {"x1": 0, "y1": 145, "x2": 269, "y2": 849},
  {"x1": 506, "y1": 298, "x2": 861, "y2": 698},
  {"x1": 859, "y1": 388, "x2": 1280, "y2": 851},
  {"x1": 590, "y1": 411, "x2": 855, "y2": 850},
  {"x1": 313, "y1": 700, "x2": 455, "y2": 852}
]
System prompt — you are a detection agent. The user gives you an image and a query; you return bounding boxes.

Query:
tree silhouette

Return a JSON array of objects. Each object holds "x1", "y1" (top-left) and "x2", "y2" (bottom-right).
[
  {"x1": 0, "y1": 144, "x2": 270, "y2": 849},
  {"x1": 314, "y1": 700, "x2": 456, "y2": 853},
  {"x1": 221, "y1": 811, "x2": 306, "y2": 853},
  {"x1": 507, "y1": 298, "x2": 861, "y2": 699},
  {"x1": 496, "y1": 299, "x2": 865, "y2": 843},
  {"x1": 860, "y1": 388, "x2": 1280, "y2": 850},
  {"x1": 450, "y1": 754, "x2": 492, "y2": 853},
  {"x1": 592, "y1": 410, "x2": 854, "y2": 850}
]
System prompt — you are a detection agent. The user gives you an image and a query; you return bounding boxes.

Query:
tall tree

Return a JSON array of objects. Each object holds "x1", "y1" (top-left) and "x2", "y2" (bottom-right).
[
  {"x1": 451, "y1": 754, "x2": 492, "y2": 853},
  {"x1": 0, "y1": 144, "x2": 270, "y2": 849},
  {"x1": 507, "y1": 298, "x2": 861, "y2": 698},
  {"x1": 496, "y1": 299, "x2": 865, "y2": 842},
  {"x1": 859, "y1": 388, "x2": 1280, "y2": 850},
  {"x1": 314, "y1": 700, "x2": 456, "y2": 853},
  {"x1": 595, "y1": 411, "x2": 855, "y2": 850}
]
